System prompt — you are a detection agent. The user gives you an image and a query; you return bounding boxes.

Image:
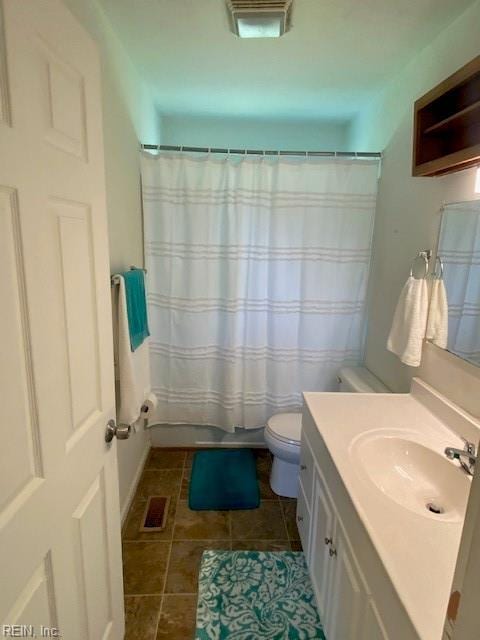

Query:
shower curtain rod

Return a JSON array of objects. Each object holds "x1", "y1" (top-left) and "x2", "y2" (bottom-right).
[{"x1": 141, "y1": 143, "x2": 382, "y2": 159}]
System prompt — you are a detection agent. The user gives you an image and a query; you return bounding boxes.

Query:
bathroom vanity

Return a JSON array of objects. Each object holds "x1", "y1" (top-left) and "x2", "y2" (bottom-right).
[{"x1": 297, "y1": 379, "x2": 479, "y2": 640}]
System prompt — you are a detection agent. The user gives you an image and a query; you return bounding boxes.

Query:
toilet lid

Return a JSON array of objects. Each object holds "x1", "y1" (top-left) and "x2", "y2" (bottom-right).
[{"x1": 266, "y1": 413, "x2": 302, "y2": 444}]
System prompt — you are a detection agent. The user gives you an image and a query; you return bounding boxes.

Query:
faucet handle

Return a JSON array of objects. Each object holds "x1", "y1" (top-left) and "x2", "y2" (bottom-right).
[{"x1": 461, "y1": 438, "x2": 476, "y2": 456}]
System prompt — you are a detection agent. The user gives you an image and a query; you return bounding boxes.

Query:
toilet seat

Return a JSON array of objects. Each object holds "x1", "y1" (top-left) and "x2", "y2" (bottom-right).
[{"x1": 266, "y1": 412, "x2": 302, "y2": 445}]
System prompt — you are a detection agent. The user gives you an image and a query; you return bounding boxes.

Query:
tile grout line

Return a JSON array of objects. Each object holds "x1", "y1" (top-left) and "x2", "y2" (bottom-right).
[
  {"x1": 278, "y1": 495, "x2": 292, "y2": 548},
  {"x1": 159, "y1": 461, "x2": 184, "y2": 605},
  {"x1": 153, "y1": 594, "x2": 163, "y2": 640},
  {"x1": 158, "y1": 452, "x2": 188, "y2": 615},
  {"x1": 168, "y1": 537, "x2": 232, "y2": 541},
  {"x1": 126, "y1": 592, "x2": 199, "y2": 597},
  {"x1": 171, "y1": 459, "x2": 186, "y2": 541},
  {"x1": 125, "y1": 593, "x2": 166, "y2": 598}
]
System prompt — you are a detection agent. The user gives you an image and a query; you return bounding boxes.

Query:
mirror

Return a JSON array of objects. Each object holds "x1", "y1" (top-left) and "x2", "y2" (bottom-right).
[{"x1": 434, "y1": 200, "x2": 480, "y2": 367}]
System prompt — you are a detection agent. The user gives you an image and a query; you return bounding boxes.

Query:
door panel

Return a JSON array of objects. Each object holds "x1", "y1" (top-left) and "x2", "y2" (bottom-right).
[
  {"x1": 0, "y1": 1, "x2": 10, "y2": 126},
  {"x1": 0, "y1": 186, "x2": 42, "y2": 512},
  {"x1": 40, "y1": 42, "x2": 88, "y2": 160},
  {"x1": 4, "y1": 556, "x2": 58, "y2": 632},
  {"x1": 73, "y1": 473, "x2": 113, "y2": 640},
  {"x1": 0, "y1": 1, "x2": 123, "y2": 638},
  {"x1": 54, "y1": 198, "x2": 101, "y2": 434}
]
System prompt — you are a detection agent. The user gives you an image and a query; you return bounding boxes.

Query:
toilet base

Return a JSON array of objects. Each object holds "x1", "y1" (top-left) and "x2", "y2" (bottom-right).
[{"x1": 269, "y1": 456, "x2": 299, "y2": 498}]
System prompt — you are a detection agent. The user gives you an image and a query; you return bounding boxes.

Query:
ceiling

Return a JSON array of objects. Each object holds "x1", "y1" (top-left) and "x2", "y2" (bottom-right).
[{"x1": 98, "y1": 0, "x2": 474, "y2": 122}]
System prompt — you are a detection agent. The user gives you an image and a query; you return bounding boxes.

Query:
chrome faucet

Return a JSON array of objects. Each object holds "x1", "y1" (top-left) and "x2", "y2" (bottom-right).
[{"x1": 445, "y1": 439, "x2": 477, "y2": 476}]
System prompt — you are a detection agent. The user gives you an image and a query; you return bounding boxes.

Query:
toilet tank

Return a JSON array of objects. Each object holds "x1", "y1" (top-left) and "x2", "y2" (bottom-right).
[{"x1": 338, "y1": 366, "x2": 389, "y2": 393}]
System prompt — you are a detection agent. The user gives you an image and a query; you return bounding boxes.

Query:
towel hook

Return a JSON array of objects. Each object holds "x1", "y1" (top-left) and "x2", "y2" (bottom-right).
[
  {"x1": 409, "y1": 250, "x2": 431, "y2": 279},
  {"x1": 433, "y1": 255, "x2": 444, "y2": 279}
]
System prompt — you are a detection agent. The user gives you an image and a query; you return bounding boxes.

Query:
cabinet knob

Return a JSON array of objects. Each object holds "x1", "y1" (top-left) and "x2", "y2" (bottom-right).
[
  {"x1": 300, "y1": 464, "x2": 307, "y2": 471},
  {"x1": 324, "y1": 537, "x2": 332, "y2": 546},
  {"x1": 297, "y1": 515, "x2": 304, "y2": 523},
  {"x1": 329, "y1": 546, "x2": 337, "y2": 557}
]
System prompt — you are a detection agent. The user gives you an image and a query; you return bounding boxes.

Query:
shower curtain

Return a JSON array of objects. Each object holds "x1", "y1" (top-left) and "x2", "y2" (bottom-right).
[{"x1": 141, "y1": 152, "x2": 378, "y2": 431}]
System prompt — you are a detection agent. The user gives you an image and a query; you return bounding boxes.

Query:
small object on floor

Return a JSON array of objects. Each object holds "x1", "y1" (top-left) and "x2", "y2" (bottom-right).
[
  {"x1": 139, "y1": 496, "x2": 170, "y2": 531},
  {"x1": 189, "y1": 449, "x2": 260, "y2": 511},
  {"x1": 195, "y1": 550, "x2": 325, "y2": 639}
]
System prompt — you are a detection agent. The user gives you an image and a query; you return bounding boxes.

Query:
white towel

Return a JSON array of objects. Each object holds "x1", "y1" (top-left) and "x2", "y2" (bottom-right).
[
  {"x1": 116, "y1": 276, "x2": 152, "y2": 426},
  {"x1": 426, "y1": 278, "x2": 448, "y2": 349},
  {"x1": 387, "y1": 276, "x2": 429, "y2": 367}
]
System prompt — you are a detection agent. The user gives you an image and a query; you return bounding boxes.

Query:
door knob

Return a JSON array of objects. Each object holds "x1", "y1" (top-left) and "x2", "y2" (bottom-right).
[{"x1": 105, "y1": 419, "x2": 131, "y2": 443}]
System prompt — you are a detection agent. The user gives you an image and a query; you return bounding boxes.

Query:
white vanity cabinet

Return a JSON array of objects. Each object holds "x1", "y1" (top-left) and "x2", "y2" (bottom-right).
[
  {"x1": 298, "y1": 430, "x2": 394, "y2": 640},
  {"x1": 297, "y1": 384, "x2": 472, "y2": 640}
]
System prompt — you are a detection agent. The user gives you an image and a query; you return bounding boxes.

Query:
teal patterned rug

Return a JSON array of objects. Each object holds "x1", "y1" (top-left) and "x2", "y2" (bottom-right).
[{"x1": 195, "y1": 550, "x2": 325, "y2": 639}]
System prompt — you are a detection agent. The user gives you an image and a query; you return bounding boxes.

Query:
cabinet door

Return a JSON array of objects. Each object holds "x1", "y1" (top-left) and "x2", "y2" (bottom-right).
[
  {"x1": 362, "y1": 600, "x2": 388, "y2": 640},
  {"x1": 299, "y1": 433, "x2": 314, "y2": 504},
  {"x1": 296, "y1": 482, "x2": 311, "y2": 557},
  {"x1": 310, "y1": 472, "x2": 335, "y2": 617},
  {"x1": 324, "y1": 525, "x2": 367, "y2": 640}
]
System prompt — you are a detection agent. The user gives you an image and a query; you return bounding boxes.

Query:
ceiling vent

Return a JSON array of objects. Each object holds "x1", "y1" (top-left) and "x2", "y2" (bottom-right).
[{"x1": 227, "y1": 0, "x2": 293, "y2": 38}]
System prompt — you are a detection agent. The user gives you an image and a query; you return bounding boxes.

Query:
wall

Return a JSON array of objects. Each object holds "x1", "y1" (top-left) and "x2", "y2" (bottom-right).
[
  {"x1": 63, "y1": 0, "x2": 160, "y2": 274},
  {"x1": 350, "y1": 8, "x2": 480, "y2": 635},
  {"x1": 161, "y1": 114, "x2": 350, "y2": 151},
  {"x1": 349, "y1": 0, "x2": 480, "y2": 416},
  {"x1": 62, "y1": 0, "x2": 160, "y2": 516}
]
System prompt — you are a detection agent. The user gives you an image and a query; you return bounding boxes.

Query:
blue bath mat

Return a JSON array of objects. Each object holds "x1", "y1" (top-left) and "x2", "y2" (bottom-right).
[
  {"x1": 189, "y1": 449, "x2": 260, "y2": 510},
  {"x1": 195, "y1": 550, "x2": 325, "y2": 639}
]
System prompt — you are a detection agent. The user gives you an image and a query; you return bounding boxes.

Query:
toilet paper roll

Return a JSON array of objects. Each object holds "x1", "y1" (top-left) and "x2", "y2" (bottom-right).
[{"x1": 141, "y1": 392, "x2": 158, "y2": 417}]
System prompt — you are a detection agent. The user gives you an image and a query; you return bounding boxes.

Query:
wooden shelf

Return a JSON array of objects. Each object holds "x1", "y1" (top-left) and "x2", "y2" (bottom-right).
[
  {"x1": 413, "y1": 55, "x2": 480, "y2": 177},
  {"x1": 423, "y1": 99, "x2": 480, "y2": 134}
]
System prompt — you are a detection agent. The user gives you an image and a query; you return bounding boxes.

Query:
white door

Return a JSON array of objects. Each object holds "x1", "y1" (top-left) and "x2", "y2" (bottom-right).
[{"x1": 0, "y1": 1, "x2": 124, "y2": 639}]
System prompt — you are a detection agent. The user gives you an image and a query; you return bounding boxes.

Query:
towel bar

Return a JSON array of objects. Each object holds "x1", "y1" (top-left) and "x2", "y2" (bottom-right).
[{"x1": 110, "y1": 265, "x2": 147, "y2": 286}]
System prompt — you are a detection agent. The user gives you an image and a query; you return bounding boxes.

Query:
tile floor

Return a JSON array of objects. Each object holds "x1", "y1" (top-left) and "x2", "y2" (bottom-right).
[{"x1": 122, "y1": 448, "x2": 301, "y2": 639}]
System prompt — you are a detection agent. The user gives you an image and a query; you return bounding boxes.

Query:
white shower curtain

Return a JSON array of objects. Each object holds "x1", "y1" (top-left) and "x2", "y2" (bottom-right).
[{"x1": 141, "y1": 152, "x2": 378, "y2": 431}]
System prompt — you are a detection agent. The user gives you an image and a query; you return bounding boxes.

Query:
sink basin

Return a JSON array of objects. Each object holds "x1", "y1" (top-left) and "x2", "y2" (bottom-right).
[{"x1": 351, "y1": 432, "x2": 470, "y2": 521}]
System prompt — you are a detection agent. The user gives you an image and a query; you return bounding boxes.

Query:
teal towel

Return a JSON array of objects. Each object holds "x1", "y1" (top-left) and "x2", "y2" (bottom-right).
[{"x1": 122, "y1": 269, "x2": 150, "y2": 351}]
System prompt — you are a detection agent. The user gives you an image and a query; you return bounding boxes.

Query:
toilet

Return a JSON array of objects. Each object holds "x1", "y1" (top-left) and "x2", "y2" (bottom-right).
[{"x1": 264, "y1": 366, "x2": 389, "y2": 498}]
